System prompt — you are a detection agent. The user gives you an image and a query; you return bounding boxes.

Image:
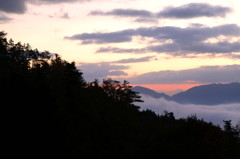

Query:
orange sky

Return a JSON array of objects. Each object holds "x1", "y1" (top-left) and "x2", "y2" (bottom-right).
[{"x1": 133, "y1": 83, "x2": 204, "y2": 95}]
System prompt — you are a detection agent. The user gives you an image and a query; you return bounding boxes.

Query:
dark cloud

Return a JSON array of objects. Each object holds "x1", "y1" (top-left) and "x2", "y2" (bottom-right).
[
  {"x1": 112, "y1": 56, "x2": 156, "y2": 63},
  {"x1": 67, "y1": 24, "x2": 240, "y2": 44},
  {"x1": 148, "y1": 43, "x2": 181, "y2": 54},
  {"x1": 39, "y1": 0, "x2": 78, "y2": 2},
  {"x1": 128, "y1": 65, "x2": 240, "y2": 84},
  {"x1": 68, "y1": 24, "x2": 240, "y2": 56},
  {"x1": 89, "y1": 9, "x2": 153, "y2": 17},
  {"x1": 31, "y1": 0, "x2": 89, "y2": 4},
  {"x1": 0, "y1": 0, "x2": 26, "y2": 14},
  {"x1": 65, "y1": 29, "x2": 135, "y2": 44},
  {"x1": 77, "y1": 62, "x2": 129, "y2": 82},
  {"x1": 137, "y1": 24, "x2": 240, "y2": 44},
  {"x1": 0, "y1": 0, "x2": 89, "y2": 14},
  {"x1": 89, "y1": 3, "x2": 231, "y2": 21},
  {"x1": 186, "y1": 42, "x2": 240, "y2": 53},
  {"x1": 157, "y1": 3, "x2": 231, "y2": 19},
  {"x1": 145, "y1": 24, "x2": 240, "y2": 55},
  {"x1": 148, "y1": 41, "x2": 240, "y2": 55}
]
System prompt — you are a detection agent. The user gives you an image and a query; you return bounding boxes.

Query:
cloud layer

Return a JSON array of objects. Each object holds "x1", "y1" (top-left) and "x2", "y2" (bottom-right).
[
  {"x1": 96, "y1": 47, "x2": 147, "y2": 54},
  {"x1": 65, "y1": 29, "x2": 135, "y2": 44},
  {"x1": 0, "y1": 0, "x2": 89, "y2": 14},
  {"x1": 90, "y1": 3, "x2": 231, "y2": 19},
  {"x1": 31, "y1": 0, "x2": 89, "y2": 4},
  {"x1": 137, "y1": 94, "x2": 240, "y2": 127},
  {"x1": 157, "y1": 3, "x2": 231, "y2": 19},
  {"x1": 78, "y1": 62, "x2": 240, "y2": 85},
  {"x1": 66, "y1": 24, "x2": 240, "y2": 56},
  {"x1": 0, "y1": 0, "x2": 26, "y2": 14},
  {"x1": 77, "y1": 56, "x2": 157, "y2": 82},
  {"x1": 128, "y1": 65, "x2": 240, "y2": 84},
  {"x1": 112, "y1": 56, "x2": 156, "y2": 63},
  {"x1": 90, "y1": 9, "x2": 153, "y2": 17},
  {"x1": 77, "y1": 63, "x2": 129, "y2": 82}
]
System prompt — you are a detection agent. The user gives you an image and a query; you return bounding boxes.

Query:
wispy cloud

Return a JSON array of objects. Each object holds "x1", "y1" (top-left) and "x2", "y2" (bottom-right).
[
  {"x1": 112, "y1": 56, "x2": 156, "y2": 63},
  {"x1": 128, "y1": 65, "x2": 240, "y2": 84},
  {"x1": 49, "y1": 12, "x2": 70, "y2": 19},
  {"x1": 96, "y1": 47, "x2": 147, "y2": 54}
]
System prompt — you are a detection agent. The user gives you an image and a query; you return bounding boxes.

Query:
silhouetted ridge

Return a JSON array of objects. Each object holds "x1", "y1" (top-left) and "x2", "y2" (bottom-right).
[
  {"x1": 133, "y1": 83, "x2": 240, "y2": 105},
  {"x1": 171, "y1": 83, "x2": 240, "y2": 105},
  {"x1": 132, "y1": 86, "x2": 170, "y2": 99}
]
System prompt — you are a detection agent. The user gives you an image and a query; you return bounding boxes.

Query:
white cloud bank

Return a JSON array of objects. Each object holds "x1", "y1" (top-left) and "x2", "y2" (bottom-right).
[{"x1": 137, "y1": 94, "x2": 240, "y2": 127}]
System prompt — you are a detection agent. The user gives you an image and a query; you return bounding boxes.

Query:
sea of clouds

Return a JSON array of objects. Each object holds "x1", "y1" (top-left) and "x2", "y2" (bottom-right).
[{"x1": 137, "y1": 94, "x2": 240, "y2": 127}]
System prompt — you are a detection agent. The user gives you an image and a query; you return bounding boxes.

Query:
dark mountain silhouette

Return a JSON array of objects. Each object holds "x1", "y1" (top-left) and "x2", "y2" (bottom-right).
[
  {"x1": 133, "y1": 83, "x2": 240, "y2": 105},
  {"x1": 132, "y1": 86, "x2": 170, "y2": 100},
  {"x1": 171, "y1": 82, "x2": 240, "y2": 105}
]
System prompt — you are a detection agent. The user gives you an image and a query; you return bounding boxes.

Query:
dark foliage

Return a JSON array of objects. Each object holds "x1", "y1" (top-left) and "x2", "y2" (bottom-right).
[{"x1": 1, "y1": 31, "x2": 239, "y2": 159}]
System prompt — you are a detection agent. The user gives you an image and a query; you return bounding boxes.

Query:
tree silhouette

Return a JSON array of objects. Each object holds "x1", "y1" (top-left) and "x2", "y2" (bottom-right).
[{"x1": 102, "y1": 79, "x2": 142, "y2": 104}]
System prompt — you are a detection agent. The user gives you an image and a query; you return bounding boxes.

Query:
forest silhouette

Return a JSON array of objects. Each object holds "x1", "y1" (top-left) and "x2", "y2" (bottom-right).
[{"x1": 1, "y1": 31, "x2": 239, "y2": 159}]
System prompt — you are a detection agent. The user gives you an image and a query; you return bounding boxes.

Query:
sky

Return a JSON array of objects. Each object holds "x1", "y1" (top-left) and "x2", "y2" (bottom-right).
[{"x1": 0, "y1": 0, "x2": 240, "y2": 93}]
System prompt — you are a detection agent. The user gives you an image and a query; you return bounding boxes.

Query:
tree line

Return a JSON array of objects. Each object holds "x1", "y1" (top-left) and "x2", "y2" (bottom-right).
[{"x1": 1, "y1": 31, "x2": 239, "y2": 159}]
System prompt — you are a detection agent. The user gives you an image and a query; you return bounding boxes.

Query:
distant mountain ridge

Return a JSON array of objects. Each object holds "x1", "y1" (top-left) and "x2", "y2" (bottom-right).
[
  {"x1": 171, "y1": 82, "x2": 240, "y2": 105},
  {"x1": 132, "y1": 82, "x2": 240, "y2": 105},
  {"x1": 132, "y1": 86, "x2": 170, "y2": 100}
]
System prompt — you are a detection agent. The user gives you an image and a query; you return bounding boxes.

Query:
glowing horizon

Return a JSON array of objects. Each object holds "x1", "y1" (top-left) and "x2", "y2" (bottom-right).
[{"x1": 132, "y1": 83, "x2": 204, "y2": 95}]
